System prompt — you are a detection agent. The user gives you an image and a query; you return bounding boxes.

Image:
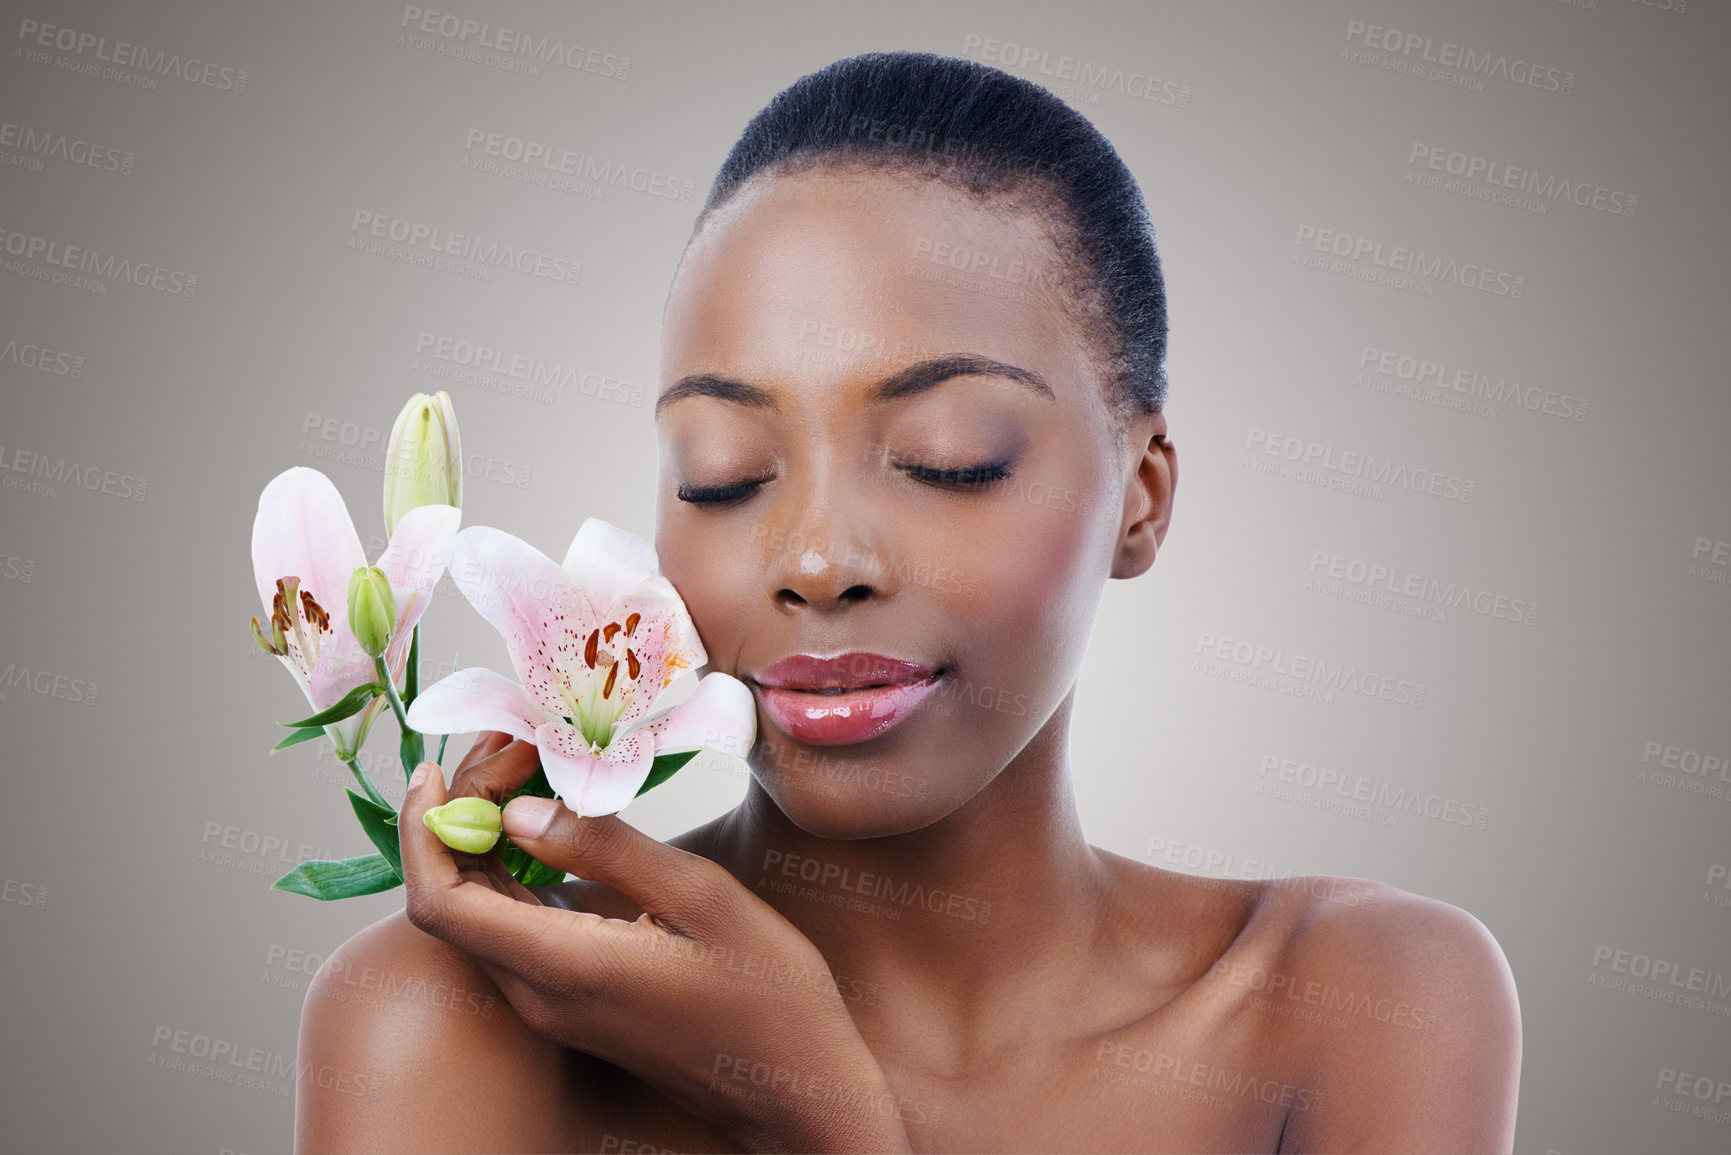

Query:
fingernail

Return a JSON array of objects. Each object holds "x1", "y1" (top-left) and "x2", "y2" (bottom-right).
[
  {"x1": 410, "y1": 763, "x2": 431, "y2": 789},
  {"x1": 502, "y1": 796, "x2": 559, "y2": 839}
]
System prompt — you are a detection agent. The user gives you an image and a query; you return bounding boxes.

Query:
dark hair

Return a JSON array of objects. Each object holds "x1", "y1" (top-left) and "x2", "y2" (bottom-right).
[{"x1": 691, "y1": 50, "x2": 1170, "y2": 417}]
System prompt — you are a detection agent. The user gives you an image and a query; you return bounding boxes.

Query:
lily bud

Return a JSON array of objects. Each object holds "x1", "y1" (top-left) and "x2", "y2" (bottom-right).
[
  {"x1": 347, "y1": 566, "x2": 396, "y2": 658},
  {"x1": 422, "y1": 796, "x2": 503, "y2": 854},
  {"x1": 382, "y1": 391, "x2": 462, "y2": 535}
]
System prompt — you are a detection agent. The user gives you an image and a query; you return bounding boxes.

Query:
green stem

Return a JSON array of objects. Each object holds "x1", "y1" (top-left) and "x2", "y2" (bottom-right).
[
  {"x1": 374, "y1": 655, "x2": 410, "y2": 733},
  {"x1": 375, "y1": 653, "x2": 425, "y2": 780},
  {"x1": 343, "y1": 756, "x2": 391, "y2": 810}
]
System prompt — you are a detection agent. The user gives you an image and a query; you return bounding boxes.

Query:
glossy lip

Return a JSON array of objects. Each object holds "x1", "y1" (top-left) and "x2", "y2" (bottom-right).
[
  {"x1": 750, "y1": 652, "x2": 942, "y2": 746},
  {"x1": 753, "y1": 652, "x2": 935, "y2": 691}
]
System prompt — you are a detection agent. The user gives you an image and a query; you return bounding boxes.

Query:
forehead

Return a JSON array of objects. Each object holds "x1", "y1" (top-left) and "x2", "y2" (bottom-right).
[{"x1": 661, "y1": 166, "x2": 1103, "y2": 407}]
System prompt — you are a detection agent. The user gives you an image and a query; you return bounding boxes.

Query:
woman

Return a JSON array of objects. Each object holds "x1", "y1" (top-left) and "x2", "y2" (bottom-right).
[{"x1": 296, "y1": 52, "x2": 1520, "y2": 1153}]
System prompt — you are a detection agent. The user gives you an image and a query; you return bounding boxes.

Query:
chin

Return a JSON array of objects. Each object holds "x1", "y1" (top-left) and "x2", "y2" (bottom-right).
[{"x1": 748, "y1": 736, "x2": 969, "y2": 840}]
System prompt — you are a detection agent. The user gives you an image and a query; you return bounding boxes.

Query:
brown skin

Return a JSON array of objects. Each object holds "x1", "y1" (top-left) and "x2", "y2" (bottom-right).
[{"x1": 296, "y1": 168, "x2": 1521, "y2": 1153}]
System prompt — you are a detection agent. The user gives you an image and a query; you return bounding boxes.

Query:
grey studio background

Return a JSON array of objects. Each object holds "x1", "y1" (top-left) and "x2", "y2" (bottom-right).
[{"x1": 1, "y1": 1, "x2": 1726, "y2": 1152}]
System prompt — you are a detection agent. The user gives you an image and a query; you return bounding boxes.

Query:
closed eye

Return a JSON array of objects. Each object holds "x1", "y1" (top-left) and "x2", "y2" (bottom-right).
[
  {"x1": 676, "y1": 475, "x2": 773, "y2": 505},
  {"x1": 899, "y1": 460, "x2": 1012, "y2": 487},
  {"x1": 676, "y1": 459, "x2": 1013, "y2": 505}
]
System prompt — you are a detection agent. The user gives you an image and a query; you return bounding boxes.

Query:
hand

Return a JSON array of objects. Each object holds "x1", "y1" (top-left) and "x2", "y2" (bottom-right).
[{"x1": 399, "y1": 732, "x2": 913, "y2": 1154}]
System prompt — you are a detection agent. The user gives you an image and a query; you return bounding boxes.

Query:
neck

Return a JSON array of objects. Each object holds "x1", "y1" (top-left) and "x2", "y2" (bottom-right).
[{"x1": 709, "y1": 693, "x2": 1117, "y2": 1065}]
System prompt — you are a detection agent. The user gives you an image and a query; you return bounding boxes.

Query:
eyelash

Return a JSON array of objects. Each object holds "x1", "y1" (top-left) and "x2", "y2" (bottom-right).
[{"x1": 675, "y1": 460, "x2": 1013, "y2": 505}]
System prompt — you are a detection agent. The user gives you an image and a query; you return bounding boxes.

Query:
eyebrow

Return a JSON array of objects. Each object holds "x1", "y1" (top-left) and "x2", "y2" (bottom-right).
[{"x1": 654, "y1": 352, "x2": 1054, "y2": 418}]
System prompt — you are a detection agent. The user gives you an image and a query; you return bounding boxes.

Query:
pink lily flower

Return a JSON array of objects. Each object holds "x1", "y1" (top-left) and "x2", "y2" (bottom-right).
[
  {"x1": 404, "y1": 519, "x2": 756, "y2": 817},
  {"x1": 251, "y1": 466, "x2": 460, "y2": 757}
]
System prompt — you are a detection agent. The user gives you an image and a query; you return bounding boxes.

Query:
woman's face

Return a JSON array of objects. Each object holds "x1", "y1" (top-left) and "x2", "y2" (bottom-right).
[{"x1": 655, "y1": 165, "x2": 1169, "y2": 838}]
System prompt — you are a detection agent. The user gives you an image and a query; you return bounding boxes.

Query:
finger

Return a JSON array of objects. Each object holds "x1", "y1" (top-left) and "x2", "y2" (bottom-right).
[
  {"x1": 462, "y1": 842, "x2": 541, "y2": 904},
  {"x1": 454, "y1": 729, "x2": 514, "y2": 774},
  {"x1": 500, "y1": 797, "x2": 736, "y2": 937},
  {"x1": 443, "y1": 737, "x2": 557, "y2": 899},
  {"x1": 401, "y1": 762, "x2": 634, "y2": 972},
  {"x1": 450, "y1": 737, "x2": 543, "y2": 803}
]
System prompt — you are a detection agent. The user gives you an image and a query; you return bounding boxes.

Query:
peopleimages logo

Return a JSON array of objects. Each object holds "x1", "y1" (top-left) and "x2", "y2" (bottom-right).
[
  {"x1": 1342, "y1": 19, "x2": 1574, "y2": 95},
  {"x1": 0, "y1": 335, "x2": 84, "y2": 378},
  {"x1": 1356, "y1": 345, "x2": 1588, "y2": 423},
  {"x1": 349, "y1": 211, "x2": 580, "y2": 286},
  {"x1": 959, "y1": 33, "x2": 1192, "y2": 108},
  {"x1": 1256, "y1": 754, "x2": 1490, "y2": 830},
  {"x1": 760, "y1": 849, "x2": 992, "y2": 922},
  {"x1": 398, "y1": 6, "x2": 630, "y2": 79},
  {"x1": 1245, "y1": 428, "x2": 1476, "y2": 504},
  {"x1": 0, "y1": 443, "x2": 148, "y2": 501},
  {"x1": 1634, "y1": 739, "x2": 1731, "y2": 806},
  {"x1": 15, "y1": 18, "x2": 248, "y2": 92},
  {"x1": 412, "y1": 330, "x2": 644, "y2": 407},
  {"x1": 1589, "y1": 945, "x2": 1731, "y2": 1012},
  {"x1": 461, "y1": 129, "x2": 694, "y2": 203},
  {"x1": 1293, "y1": 225, "x2": 1526, "y2": 299},
  {"x1": 1408, "y1": 143, "x2": 1636, "y2": 218},
  {"x1": 1306, "y1": 549, "x2": 1540, "y2": 627},
  {"x1": 0, "y1": 119, "x2": 133, "y2": 174},
  {"x1": 0, "y1": 226, "x2": 199, "y2": 296},
  {"x1": 1194, "y1": 630, "x2": 1427, "y2": 709}
]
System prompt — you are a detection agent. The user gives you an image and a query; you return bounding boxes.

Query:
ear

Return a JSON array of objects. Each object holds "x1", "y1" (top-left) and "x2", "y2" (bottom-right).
[{"x1": 1111, "y1": 410, "x2": 1176, "y2": 580}]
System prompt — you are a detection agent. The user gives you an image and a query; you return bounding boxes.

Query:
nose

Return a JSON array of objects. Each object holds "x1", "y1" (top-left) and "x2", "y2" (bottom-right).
[{"x1": 759, "y1": 495, "x2": 898, "y2": 612}]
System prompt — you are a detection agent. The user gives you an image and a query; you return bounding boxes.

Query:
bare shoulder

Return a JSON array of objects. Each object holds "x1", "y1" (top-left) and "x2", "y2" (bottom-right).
[
  {"x1": 1248, "y1": 876, "x2": 1522, "y2": 1153},
  {"x1": 1276, "y1": 876, "x2": 1520, "y2": 1042},
  {"x1": 295, "y1": 908, "x2": 581, "y2": 1154}
]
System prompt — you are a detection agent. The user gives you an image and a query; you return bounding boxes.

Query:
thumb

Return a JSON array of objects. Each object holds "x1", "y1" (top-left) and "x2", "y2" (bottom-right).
[{"x1": 501, "y1": 796, "x2": 731, "y2": 935}]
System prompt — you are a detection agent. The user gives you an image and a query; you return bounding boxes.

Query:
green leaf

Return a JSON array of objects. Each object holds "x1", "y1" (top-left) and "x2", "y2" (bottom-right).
[
  {"x1": 499, "y1": 760, "x2": 564, "y2": 886},
  {"x1": 404, "y1": 624, "x2": 420, "y2": 707},
  {"x1": 400, "y1": 728, "x2": 426, "y2": 782},
  {"x1": 499, "y1": 838, "x2": 568, "y2": 887},
  {"x1": 347, "y1": 791, "x2": 403, "y2": 881},
  {"x1": 635, "y1": 749, "x2": 699, "y2": 797},
  {"x1": 279, "y1": 683, "x2": 381, "y2": 728},
  {"x1": 507, "y1": 762, "x2": 557, "y2": 803},
  {"x1": 268, "y1": 726, "x2": 326, "y2": 754},
  {"x1": 271, "y1": 853, "x2": 401, "y2": 900}
]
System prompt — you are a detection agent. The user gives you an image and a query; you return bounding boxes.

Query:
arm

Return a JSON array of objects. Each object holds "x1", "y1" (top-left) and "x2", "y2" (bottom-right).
[
  {"x1": 374, "y1": 733, "x2": 909, "y2": 1154},
  {"x1": 294, "y1": 910, "x2": 579, "y2": 1153},
  {"x1": 1278, "y1": 885, "x2": 1522, "y2": 1154}
]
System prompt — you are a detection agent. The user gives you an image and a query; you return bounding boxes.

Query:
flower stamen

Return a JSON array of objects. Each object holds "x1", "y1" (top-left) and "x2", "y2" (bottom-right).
[{"x1": 269, "y1": 575, "x2": 334, "y2": 672}]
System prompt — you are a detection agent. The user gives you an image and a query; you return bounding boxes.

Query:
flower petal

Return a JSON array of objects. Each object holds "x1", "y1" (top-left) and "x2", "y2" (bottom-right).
[
  {"x1": 375, "y1": 502, "x2": 461, "y2": 634},
  {"x1": 373, "y1": 502, "x2": 461, "y2": 692},
  {"x1": 307, "y1": 627, "x2": 379, "y2": 715},
  {"x1": 629, "y1": 672, "x2": 757, "y2": 760},
  {"x1": 562, "y1": 520, "x2": 707, "y2": 671},
  {"x1": 251, "y1": 467, "x2": 365, "y2": 617},
  {"x1": 405, "y1": 667, "x2": 552, "y2": 744},
  {"x1": 379, "y1": 583, "x2": 421, "y2": 689},
  {"x1": 612, "y1": 586, "x2": 706, "y2": 710},
  {"x1": 446, "y1": 526, "x2": 598, "y2": 718},
  {"x1": 536, "y1": 720, "x2": 655, "y2": 817},
  {"x1": 561, "y1": 518, "x2": 660, "y2": 610}
]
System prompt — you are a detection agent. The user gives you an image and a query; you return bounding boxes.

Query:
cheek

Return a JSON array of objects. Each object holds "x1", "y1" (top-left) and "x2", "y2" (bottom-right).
[
  {"x1": 927, "y1": 503, "x2": 1105, "y2": 747},
  {"x1": 656, "y1": 518, "x2": 754, "y2": 668}
]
